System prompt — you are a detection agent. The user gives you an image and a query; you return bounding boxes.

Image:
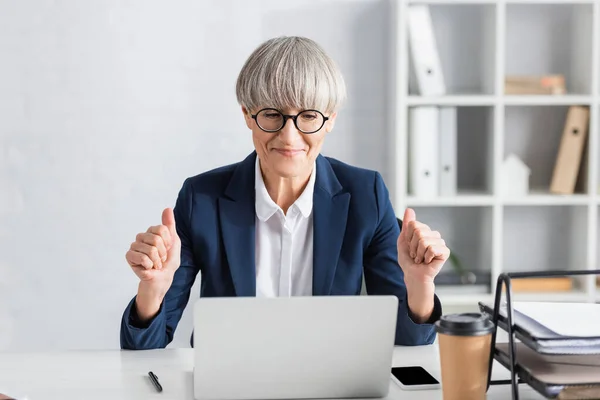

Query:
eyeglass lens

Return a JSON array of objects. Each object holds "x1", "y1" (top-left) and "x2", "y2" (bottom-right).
[{"x1": 256, "y1": 109, "x2": 324, "y2": 133}]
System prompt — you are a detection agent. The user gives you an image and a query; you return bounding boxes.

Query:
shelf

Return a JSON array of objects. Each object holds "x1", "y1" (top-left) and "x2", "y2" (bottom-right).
[
  {"x1": 510, "y1": 290, "x2": 590, "y2": 303},
  {"x1": 437, "y1": 293, "x2": 490, "y2": 306},
  {"x1": 397, "y1": 0, "x2": 599, "y2": 305},
  {"x1": 406, "y1": 193, "x2": 590, "y2": 206},
  {"x1": 406, "y1": 95, "x2": 496, "y2": 106},
  {"x1": 501, "y1": 191, "x2": 591, "y2": 206},
  {"x1": 437, "y1": 290, "x2": 590, "y2": 307},
  {"x1": 409, "y1": 0, "x2": 597, "y2": 4},
  {"x1": 405, "y1": 95, "x2": 595, "y2": 106},
  {"x1": 408, "y1": 0, "x2": 497, "y2": 4},
  {"x1": 506, "y1": 0, "x2": 595, "y2": 4},
  {"x1": 406, "y1": 192, "x2": 494, "y2": 206},
  {"x1": 503, "y1": 95, "x2": 593, "y2": 106}
]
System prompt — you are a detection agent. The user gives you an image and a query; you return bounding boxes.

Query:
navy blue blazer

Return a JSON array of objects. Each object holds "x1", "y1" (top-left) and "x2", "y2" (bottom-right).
[{"x1": 120, "y1": 152, "x2": 442, "y2": 350}]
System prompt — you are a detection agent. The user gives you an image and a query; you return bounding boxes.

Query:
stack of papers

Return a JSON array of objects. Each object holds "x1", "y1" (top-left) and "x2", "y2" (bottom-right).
[
  {"x1": 479, "y1": 301, "x2": 600, "y2": 354},
  {"x1": 512, "y1": 302, "x2": 600, "y2": 338},
  {"x1": 480, "y1": 300, "x2": 600, "y2": 399}
]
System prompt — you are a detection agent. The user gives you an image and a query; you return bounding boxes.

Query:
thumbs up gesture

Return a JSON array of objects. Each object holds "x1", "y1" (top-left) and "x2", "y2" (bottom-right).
[
  {"x1": 125, "y1": 208, "x2": 182, "y2": 320},
  {"x1": 397, "y1": 208, "x2": 449, "y2": 285},
  {"x1": 126, "y1": 208, "x2": 181, "y2": 279}
]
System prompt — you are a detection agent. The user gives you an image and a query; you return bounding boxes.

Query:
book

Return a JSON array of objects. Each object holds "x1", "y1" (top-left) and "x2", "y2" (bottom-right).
[
  {"x1": 574, "y1": 133, "x2": 590, "y2": 194},
  {"x1": 550, "y1": 106, "x2": 590, "y2": 194},
  {"x1": 505, "y1": 277, "x2": 573, "y2": 292},
  {"x1": 504, "y1": 75, "x2": 566, "y2": 95}
]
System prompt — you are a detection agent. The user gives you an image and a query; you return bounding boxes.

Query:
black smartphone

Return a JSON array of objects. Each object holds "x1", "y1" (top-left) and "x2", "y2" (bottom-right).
[{"x1": 391, "y1": 366, "x2": 440, "y2": 390}]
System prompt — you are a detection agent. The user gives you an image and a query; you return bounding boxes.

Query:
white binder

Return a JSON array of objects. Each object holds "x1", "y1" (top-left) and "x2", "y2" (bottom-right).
[
  {"x1": 407, "y1": 5, "x2": 446, "y2": 96},
  {"x1": 438, "y1": 107, "x2": 457, "y2": 196},
  {"x1": 409, "y1": 107, "x2": 439, "y2": 198}
]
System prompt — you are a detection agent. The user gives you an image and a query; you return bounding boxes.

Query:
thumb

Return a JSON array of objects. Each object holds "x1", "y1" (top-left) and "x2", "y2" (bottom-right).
[
  {"x1": 162, "y1": 207, "x2": 180, "y2": 249},
  {"x1": 162, "y1": 207, "x2": 177, "y2": 235},
  {"x1": 162, "y1": 207, "x2": 181, "y2": 263},
  {"x1": 400, "y1": 208, "x2": 416, "y2": 239}
]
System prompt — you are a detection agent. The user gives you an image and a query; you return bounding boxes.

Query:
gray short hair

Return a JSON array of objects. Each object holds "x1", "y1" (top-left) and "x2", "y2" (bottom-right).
[{"x1": 236, "y1": 36, "x2": 346, "y2": 115}]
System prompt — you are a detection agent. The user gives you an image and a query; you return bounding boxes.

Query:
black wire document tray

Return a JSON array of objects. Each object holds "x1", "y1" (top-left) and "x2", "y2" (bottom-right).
[
  {"x1": 494, "y1": 342, "x2": 600, "y2": 399},
  {"x1": 481, "y1": 269, "x2": 600, "y2": 400}
]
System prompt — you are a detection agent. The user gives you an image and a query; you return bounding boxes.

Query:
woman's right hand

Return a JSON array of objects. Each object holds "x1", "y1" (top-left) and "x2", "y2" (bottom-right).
[{"x1": 125, "y1": 208, "x2": 181, "y2": 322}]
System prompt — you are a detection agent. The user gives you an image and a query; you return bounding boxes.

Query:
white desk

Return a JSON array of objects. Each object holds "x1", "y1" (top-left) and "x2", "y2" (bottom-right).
[{"x1": 0, "y1": 344, "x2": 545, "y2": 400}]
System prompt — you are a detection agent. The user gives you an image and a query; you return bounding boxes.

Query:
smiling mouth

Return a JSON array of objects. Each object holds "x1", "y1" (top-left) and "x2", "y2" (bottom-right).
[{"x1": 273, "y1": 149, "x2": 304, "y2": 156}]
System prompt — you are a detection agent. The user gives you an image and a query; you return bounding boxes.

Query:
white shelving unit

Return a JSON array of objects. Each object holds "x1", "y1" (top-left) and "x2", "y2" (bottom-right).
[{"x1": 391, "y1": 0, "x2": 600, "y2": 311}]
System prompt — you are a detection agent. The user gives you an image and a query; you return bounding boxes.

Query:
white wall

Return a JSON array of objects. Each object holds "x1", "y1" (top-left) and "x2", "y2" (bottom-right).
[{"x1": 0, "y1": 0, "x2": 394, "y2": 351}]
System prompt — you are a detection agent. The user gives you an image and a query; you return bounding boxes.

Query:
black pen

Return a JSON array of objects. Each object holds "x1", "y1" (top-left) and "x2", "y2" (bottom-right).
[{"x1": 148, "y1": 371, "x2": 163, "y2": 393}]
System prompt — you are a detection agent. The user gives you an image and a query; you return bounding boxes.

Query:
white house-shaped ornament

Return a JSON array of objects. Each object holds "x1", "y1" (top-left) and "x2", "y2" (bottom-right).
[{"x1": 501, "y1": 153, "x2": 531, "y2": 197}]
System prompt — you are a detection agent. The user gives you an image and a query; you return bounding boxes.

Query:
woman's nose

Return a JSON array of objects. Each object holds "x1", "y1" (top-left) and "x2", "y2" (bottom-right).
[{"x1": 278, "y1": 118, "x2": 301, "y2": 143}]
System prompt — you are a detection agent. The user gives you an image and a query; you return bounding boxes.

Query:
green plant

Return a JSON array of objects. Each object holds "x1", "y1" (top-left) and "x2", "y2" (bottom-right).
[{"x1": 447, "y1": 249, "x2": 476, "y2": 284}]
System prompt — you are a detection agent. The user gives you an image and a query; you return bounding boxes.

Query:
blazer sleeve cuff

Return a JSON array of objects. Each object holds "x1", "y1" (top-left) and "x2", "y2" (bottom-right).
[
  {"x1": 120, "y1": 296, "x2": 167, "y2": 349},
  {"x1": 406, "y1": 293, "x2": 443, "y2": 326},
  {"x1": 128, "y1": 298, "x2": 159, "y2": 329}
]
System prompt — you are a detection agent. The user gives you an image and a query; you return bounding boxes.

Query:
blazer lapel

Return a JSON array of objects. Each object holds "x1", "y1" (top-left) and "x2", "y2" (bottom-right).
[
  {"x1": 312, "y1": 156, "x2": 351, "y2": 296},
  {"x1": 218, "y1": 152, "x2": 257, "y2": 297}
]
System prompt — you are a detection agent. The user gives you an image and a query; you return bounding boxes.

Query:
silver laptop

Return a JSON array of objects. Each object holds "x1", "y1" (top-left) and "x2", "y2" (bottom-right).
[{"x1": 192, "y1": 295, "x2": 398, "y2": 400}]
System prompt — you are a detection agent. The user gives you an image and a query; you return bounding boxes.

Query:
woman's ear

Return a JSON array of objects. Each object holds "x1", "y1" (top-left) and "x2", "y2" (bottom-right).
[
  {"x1": 325, "y1": 112, "x2": 337, "y2": 133},
  {"x1": 241, "y1": 106, "x2": 253, "y2": 129}
]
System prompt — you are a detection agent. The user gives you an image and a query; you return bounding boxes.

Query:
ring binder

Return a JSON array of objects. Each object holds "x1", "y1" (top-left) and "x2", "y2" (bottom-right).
[{"x1": 482, "y1": 269, "x2": 600, "y2": 400}]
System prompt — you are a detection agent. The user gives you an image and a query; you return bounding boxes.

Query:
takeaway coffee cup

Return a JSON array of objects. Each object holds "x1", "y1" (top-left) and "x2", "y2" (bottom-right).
[{"x1": 434, "y1": 313, "x2": 495, "y2": 400}]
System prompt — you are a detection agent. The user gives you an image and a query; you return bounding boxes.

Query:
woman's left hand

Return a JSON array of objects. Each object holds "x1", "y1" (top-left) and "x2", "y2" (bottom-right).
[{"x1": 396, "y1": 208, "x2": 450, "y2": 286}]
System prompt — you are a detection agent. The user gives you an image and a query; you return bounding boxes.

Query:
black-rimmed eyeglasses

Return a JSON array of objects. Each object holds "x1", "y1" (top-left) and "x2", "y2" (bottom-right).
[{"x1": 250, "y1": 108, "x2": 329, "y2": 134}]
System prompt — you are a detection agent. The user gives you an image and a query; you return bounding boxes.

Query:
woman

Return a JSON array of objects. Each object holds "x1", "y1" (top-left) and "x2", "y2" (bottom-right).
[{"x1": 120, "y1": 36, "x2": 450, "y2": 350}]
